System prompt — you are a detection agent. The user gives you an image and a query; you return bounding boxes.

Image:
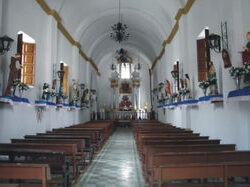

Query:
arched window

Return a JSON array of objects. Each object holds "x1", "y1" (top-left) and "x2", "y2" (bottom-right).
[{"x1": 119, "y1": 63, "x2": 134, "y2": 79}]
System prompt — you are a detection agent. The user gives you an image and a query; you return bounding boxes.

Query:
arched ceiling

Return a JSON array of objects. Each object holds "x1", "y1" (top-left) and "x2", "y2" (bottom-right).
[{"x1": 44, "y1": 0, "x2": 185, "y2": 67}]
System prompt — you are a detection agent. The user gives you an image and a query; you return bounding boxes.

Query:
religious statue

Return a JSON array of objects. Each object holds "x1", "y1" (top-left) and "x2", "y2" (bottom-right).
[
  {"x1": 42, "y1": 83, "x2": 50, "y2": 101},
  {"x1": 165, "y1": 80, "x2": 171, "y2": 97},
  {"x1": 208, "y1": 61, "x2": 219, "y2": 95},
  {"x1": 4, "y1": 54, "x2": 22, "y2": 96},
  {"x1": 243, "y1": 32, "x2": 250, "y2": 52},
  {"x1": 82, "y1": 88, "x2": 89, "y2": 106},
  {"x1": 70, "y1": 79, "x2": 79, "y2": 105},
  {"x1": 90, "y1": 89, "x2": 97, "y2": 120},
  {"x1": 240, "y1": 32, "x2": 250, "y2": 65},
  {"x1": 184, "y1": 74, "x2": 192, "y2": 98}
]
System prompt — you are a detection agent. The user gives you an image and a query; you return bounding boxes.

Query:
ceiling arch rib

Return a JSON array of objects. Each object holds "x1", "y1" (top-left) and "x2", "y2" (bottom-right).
[{"x1": 43, "y1": 0, "x2": 186, "y2": 74}]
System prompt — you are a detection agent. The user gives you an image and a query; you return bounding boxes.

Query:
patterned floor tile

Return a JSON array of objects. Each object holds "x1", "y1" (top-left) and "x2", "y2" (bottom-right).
[{"x1": 77, "y1": 127, "x2": 145, "y2": 187}]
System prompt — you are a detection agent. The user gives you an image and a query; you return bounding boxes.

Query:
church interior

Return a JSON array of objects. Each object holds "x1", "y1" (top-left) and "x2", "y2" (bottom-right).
[{"x1": 0, "y1": 0, "x2": 250, "y2": 186}]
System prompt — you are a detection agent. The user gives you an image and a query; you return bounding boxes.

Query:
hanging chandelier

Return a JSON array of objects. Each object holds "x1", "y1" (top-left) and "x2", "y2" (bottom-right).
[{"x1": 110, "y1": 0, "x2": 130, "y2": 43}]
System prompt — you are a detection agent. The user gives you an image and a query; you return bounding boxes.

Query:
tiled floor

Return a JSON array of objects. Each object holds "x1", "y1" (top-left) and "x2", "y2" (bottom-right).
[{"x1": 77, "y1": 127, "x2": 145, "y2": 187}]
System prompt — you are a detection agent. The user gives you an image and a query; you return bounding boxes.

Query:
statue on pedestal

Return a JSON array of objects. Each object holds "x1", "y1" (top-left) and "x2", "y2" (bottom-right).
[
  {"x1": 70, "y1": 79, "x2": 79, "y2": 105},
  {"x1": 240, "y1": 32, "x2": 250, "y2": 65},
  {"x1": 243, "y1": 32, "x2": 250, "y2": 52},
  {"x1": 208, "y1": 61, "x2": 219, "y2": 95},
  {"x1": 42, "y1": 83, "x2": 50, "y2": 101},
  {"x1": 4, "y1": 54, "x2": 22, "y2": 96}
]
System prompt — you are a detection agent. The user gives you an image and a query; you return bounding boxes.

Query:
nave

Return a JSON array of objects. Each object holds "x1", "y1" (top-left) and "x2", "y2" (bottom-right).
[{"x1": 77, "y1": 127, "x2": 145, "y2": 187}]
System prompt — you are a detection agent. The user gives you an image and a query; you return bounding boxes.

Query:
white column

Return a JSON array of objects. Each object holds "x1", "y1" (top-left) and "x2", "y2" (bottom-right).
[{"x1": 44, "y1": 16, "x2": 58, "y2": 84}]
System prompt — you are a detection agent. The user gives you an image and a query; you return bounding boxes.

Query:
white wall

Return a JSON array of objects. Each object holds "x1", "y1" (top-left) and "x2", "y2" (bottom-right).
[
  {"x1": 0, "y1": 0, "x2": 90, "y2": 143},
  {"x1": 155, "y1": 0, "x2": 250, "y2": 150}
]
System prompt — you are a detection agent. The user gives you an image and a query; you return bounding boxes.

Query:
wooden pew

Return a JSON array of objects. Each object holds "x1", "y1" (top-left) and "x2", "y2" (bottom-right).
[
  {"x1": 70, "y1": 122, "x2": 114, "y2": 140},
  {"x1": 23, "y1": 135, "x2": 94, "y2": 162},
  {"x1": 138, "y1": 139, "x2": 221, "y2": 152},
  {"x1": 142, "y1": 144, "x2": 236, "y2": 172},
  {"x1": 134, "y1": 130, "x2": 194, "y2": 142},
  {"x1": 51, "y1": 129, "x2": 103, "y2": 144},
  {"x1": 0, "y1": 143, "x2": 80, "y2": 179},
  {"x1": 150, "y1": 151, "x2": 250, "y2": 187},
  {"x1": 153, "y1": 162, "x2": 250, "y2": 187},
  {"x1": 0, "y1": 148, "x2": 69, "y2": 187},
  {"x1": 0, "y1": 163, "x2": 52, "y2": 187},
  {"x1": 11, "y1": 139, "x2": 86, "y2": 152},
  {"x1": 43, "y1": 131, "x2": 102, "y2": 150}
]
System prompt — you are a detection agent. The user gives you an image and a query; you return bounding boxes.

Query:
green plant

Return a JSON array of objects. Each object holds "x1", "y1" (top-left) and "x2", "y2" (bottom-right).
[
  {"x1": 18, "y1": 82, "x2": 29, "y2": 91},
  {"x1": 245, "y1": 62, "x2": 250, "y2": 74},
  {"x1": 171, "y1": 93, "x2": 178, "y2": 98},
  {"x1": 50, "y1": 90, "x2": 58, "y2": 98},
  {"x1": 183, "y1": 88, "x2": 190, "y2": 95},
  {"x1": 199, "y1": 80, "x2": 210, "y2": 89},
  {"x1": 229, "y1": 67, "x2": 246, "y2": 79}
]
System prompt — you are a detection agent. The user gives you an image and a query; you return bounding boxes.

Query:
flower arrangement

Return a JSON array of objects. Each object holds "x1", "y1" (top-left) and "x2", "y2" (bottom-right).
[
  {"x1": 171, "y1": 93, "x2": 178, "y2": 98},
  {"x1": 18, "y1": 82, "x2": 29, "y2": 91},
  {"x1": 13, "y1": 79, "x2": 21, "y2": 87},
  {"x1": 50, "y1": 90, "x2": 58, "y2": 99},
  {"x1": 119, "y1": 95, "x2": 132, "y2": 108},
  {"x1": 245, "y1": 62, "x2": 250, "y2": 74},
  {"x1": 229, "y1": 67, "x2": 246, "y2": 79},
  {"x1": 12, "y1": 79, "x2": 29, "y2": 97},
  {"x1": 183, "y1": 88, "x2": 190, "y2": 95},
  {"x1": 178, "y1": 89, "x2": 184, "y2": 96},
  {"x1": 198, "y1": 80, "x2": 210, "y2": 89}
]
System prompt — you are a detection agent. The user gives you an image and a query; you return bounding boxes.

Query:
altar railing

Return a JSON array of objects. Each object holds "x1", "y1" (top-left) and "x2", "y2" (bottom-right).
[{"x1": 98, "y1": 111, "x2": 157, "y2": 120}]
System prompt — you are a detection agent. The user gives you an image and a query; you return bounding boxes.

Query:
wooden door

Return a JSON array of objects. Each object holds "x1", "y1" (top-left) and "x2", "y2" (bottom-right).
[
  {"x1": 197, "y1": 39, "x2": 208, "y2": 81},
  {"x1": 21, "y1": 43, "x2": 36, "y2": 85},
  {"x1": 63, "y1": 66, "x2": 69, "y2": 94}
]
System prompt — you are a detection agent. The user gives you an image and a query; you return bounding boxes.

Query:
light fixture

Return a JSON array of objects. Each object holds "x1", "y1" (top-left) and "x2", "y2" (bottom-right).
[
  {"x1": 116, "y1": 48, "x2": 130, "y2": 63},
  {"x1": 0, "y1": 35, "x2": 14, "y2": 55},
  {"x1": 207, "y1": 34, "x2": 221, "y2": 53},
  {"x1": 110, "y1": 0, "x2": 130, "y2": 43}
]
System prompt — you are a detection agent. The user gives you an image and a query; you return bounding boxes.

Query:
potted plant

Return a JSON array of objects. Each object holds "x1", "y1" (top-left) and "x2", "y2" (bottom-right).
[
  {"x1": 12, "y1": 79, "x2": 21, "y2": 97},
  {"x1": 178, "y1": 89, "x2": 184, "y2": 101},
  {"x1": 50, "y1": 90, "x2": 58, "y2": 103},
  {"x1": 18, "y1": 82, "x2": 29, "y2": 98},
  {"x1": 183, "y1": 88, "x2": 190, "y2": 100},
  {"x1": 244, "y1": 62, "x2": 250, "y2": 83},
  {"x1": 229, "y1": 67, "x2": 246, "y2": 90},
  {"x1": 171, "y1": 93, "x2": 178, "y2": 103},
  {"x1": 199, "y1": 80, "x2": 210, "y2": 96}
]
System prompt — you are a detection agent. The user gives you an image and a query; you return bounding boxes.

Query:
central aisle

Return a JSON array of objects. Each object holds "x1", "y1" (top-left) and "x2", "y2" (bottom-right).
[{"x1": 77, "y1": 127, "x2": 145, "y2": 187}]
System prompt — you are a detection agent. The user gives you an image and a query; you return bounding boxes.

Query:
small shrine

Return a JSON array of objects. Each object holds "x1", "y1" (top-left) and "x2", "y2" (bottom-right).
[{"x1": 109, "y1": 49, "x2": 141, "y2": 112}]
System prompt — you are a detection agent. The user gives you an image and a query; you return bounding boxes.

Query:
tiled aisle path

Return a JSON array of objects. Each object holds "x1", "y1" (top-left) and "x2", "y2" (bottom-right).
[{"x1": 77, "y1": 127, "x2": 145, "y2": 187}]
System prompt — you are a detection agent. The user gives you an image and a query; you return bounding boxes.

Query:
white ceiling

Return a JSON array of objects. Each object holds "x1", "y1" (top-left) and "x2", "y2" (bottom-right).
[{"x1": 45, "y1": 0, "x2": 186, "y2": 66}]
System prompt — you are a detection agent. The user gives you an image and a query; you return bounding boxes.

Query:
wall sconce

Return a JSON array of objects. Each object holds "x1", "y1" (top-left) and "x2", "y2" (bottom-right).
[
  {"x1": 207, "y1": 34, "x2": 221, "y2": 53},
  {"x1": 0, "y1": 35, "x2": 14, "y2": 55}
]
